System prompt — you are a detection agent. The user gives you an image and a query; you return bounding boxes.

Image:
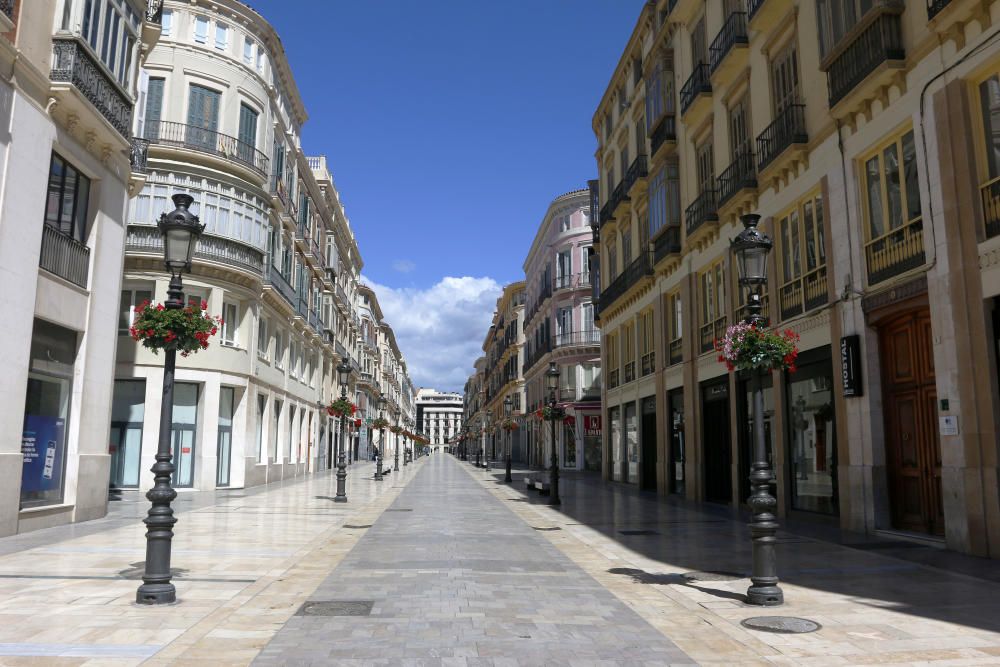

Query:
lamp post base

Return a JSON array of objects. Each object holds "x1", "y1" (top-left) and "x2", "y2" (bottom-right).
[
  {"x1": 746, "y1": 582, "x2": 784, "y2": 606},
  {"x1": 135, "y1": 583, "x2": 176, "y2": 605},
  {"x1": 504, "y1": 456, "x2": 512, "y2": 483}
]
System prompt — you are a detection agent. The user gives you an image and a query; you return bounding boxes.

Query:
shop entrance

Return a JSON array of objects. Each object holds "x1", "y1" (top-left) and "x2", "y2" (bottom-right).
[
  {"x1": 640, "y1": 396, "x2": 657, "y2": 491},
  {"x1": 701, "y1": 379, "x2": 731, "y2": 504},
  {"x1": 880, "y1": 308, "x2": 944, "y2": 536}
]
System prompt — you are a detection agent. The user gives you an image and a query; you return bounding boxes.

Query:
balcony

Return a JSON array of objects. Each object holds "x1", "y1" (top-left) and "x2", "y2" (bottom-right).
[
  {"x1": 130, "y1": 138, "x2": 149, "y2": 173},
  {"x1": 778, "y1": 266, "x2": 828, "y2": 321},
  {"x1": 748, "y1": 0, "x2": 786, "y2": 30},
  {"x1": 717, "y1": 151, "x2": 757, "y2": 215},
  {"x1": 980, "y1": 176, "x2": 1000, "y2": 239},
  {"x1": 49, "y1": 37, "x2": 133, "y2": 142},
  {"x1": 624, "y1": 361, "x2": 636, "y2": 384},
  {"x1": 608, "y1": 368, "x2": 620, "y2": 390},
  {"x1": 599, "y1": 250, "x2": 653, "y2": 315},
  {"x1": 685, "y1": 189, "x2": 719, "y2": 247},
  {"x1": 126, "y1": 224, "x2": 264, "y2": 276},
  {"x1": 823, "y1": 9, "x2": 905, "y2": 113},
  {"x1": 554, "y1": 272, "x2": 590, "y2": 292},
  {"x1": 680, "y1": 63, "x2": 712, "y2": 120},
  {"x1": 864, "y1": 217, "x2": 926, "y2": 285},
  {"x1": 927, "y1": 0, "x2": 951, "y2": 18},
  {"x1": 668, "y1": 338, "x2": 683, "y2": 366},
  {"x1": 709, "y1": 12, "x2": 749, "y2": 85},
  {"x1": 263, "y1": 263, "x2": 296, "y2": 308},
  {"x1": 755, "y1": 103, "x2": 808, "y2": 179},
  {"x1": 650, "y1": 114, "x2": 677, "y2": 161},
  {"x1": 39, "y1": 225, "x2": 89, "y2": 289},
  {"x1": 640, "y1": 351, "x2": 655, "y2": 377},
  {"x1": 653, "y1": 225, "x2": 681, "y2": 266},
  {"x1": 1, "y1": 0, "x2": 13, "y2": 22},
  {"x1": 699, "y1": 316, "x2": 727, "y2": 354},
  {"x1": 142, "y1": 120, "x2": 269, "y2": 179},
  {"x1": 624, "y1": 154, "x2": 649, "y2": 198},
  {"x1": 553, "y1": 330, "x2": 601, "y2": 350}
]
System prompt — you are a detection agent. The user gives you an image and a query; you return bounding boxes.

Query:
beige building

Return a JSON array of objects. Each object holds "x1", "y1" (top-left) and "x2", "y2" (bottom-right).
[
  {"x1": 0, "y1": 0, "x2": 161, "y2": 537},
  {"x1": 594, "y1": 0, "x2": 1000, "y2": 557}
]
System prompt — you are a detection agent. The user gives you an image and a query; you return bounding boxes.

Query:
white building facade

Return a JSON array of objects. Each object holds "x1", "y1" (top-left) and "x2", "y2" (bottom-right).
[{"x1": 416, "y1": 389, "x2": 463, "y2": 449}]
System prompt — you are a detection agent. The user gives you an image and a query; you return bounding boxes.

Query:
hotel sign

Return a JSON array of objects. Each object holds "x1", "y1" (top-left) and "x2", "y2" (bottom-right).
[{"x1": 840, "y1": 335, "x2": 863, "y2": 397}]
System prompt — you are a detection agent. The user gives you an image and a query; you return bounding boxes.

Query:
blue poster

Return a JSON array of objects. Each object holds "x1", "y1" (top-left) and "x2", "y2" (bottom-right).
[{"x1": 21, "y1": 415, "x2": 65, "y2": 493}]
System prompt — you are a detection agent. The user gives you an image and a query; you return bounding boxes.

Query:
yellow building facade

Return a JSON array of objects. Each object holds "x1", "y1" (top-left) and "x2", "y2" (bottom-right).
[{"x1": 594, "y1": 0, "x2": 1000, "y2": 557}]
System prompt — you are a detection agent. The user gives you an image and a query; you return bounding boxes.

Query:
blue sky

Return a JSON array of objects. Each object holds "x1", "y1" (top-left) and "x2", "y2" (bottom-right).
[{"x1": 248, "y1": 0, "x2": 640, "y2": 390}]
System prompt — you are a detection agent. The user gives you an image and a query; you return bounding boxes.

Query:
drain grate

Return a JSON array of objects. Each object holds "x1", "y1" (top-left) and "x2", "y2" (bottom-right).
[
  {"x1": 531, "y1": 526, "x2": 562, "y2": 531},
  {"x1": 296, "y1": 600, "x2": 374, "y2": 617},
  {"x1": 343, "y1": 524, "x2": 372, "y2": 529},
  {"x1": 618, "y1": 529, "x2": 660, "y2": 536},
  {"x1": 682, "y1": 570, "x2": 744, "y2": 582},
  {"x1": 741, "y1": 616, "x2": 821, "y2": 634}
]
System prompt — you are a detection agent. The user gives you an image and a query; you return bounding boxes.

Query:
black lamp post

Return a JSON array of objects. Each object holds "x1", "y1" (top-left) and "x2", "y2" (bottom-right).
[
  {"x1": 403, "y1": 420, "x2": 410, "y2": 466},
  {"x1": 393, "y1": 414, "x2": 401, "y2": 472},
  {"x1": 136, "y1": 193, "x2": 204, "y2": 606},
  {"x1": 503, "y1": 396, "x2": 513, "y2": 483},
  {"x1": 375, "y1": 396, "x2": 385, "y2": 481},
  {"x1": 732, "y1": 212, "x2": 783, "y2": 607},
  {"x1": 546, "y1": 362, "x2": 561, "y2": 506},
  {"x1": 334, "y1": 360, "x2": 351, "y2": 502}
]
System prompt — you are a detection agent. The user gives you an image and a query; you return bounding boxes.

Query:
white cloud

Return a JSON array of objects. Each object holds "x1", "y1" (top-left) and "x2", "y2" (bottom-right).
[
  {"x1": 392, "y1": 259, "x2": 416, "y2": 273},
  {"x1": 362, "y1": 276, "x2": 502, "y2": 392}
]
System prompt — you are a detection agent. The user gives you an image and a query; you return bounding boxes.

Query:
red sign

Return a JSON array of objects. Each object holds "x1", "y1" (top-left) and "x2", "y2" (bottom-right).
[
  {"x1": 181, "y1": 447, "x2": 191, "y2": 454},
  {"x1": 584, "y1": 415, "x2": 601, "y2": 436}
]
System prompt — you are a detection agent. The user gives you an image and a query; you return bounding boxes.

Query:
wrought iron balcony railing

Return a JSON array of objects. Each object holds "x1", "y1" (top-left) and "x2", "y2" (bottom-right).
[
  {"x1": 127, "y1": 224, "x2": 264, "y2": 276},
  {"x1": 927, "y1": 0, "x2": 952, "y2": 19},
  {"x1": 653, "y1": 225, "x2": 681, "y2": 264},
  {"x1": 709, "y1": 12, "x2": 749, "y2": 73},
  {"x1": 700, "y1": 316, "x2": 727, "y2": 353},
  {"x1": 554, "y1": 272, "x2": 591, "y2": 291},
  {"x1": 142, "y1": 120, "x2": 269, "y2": 177},
  {"x1": 553, "y1": 330, "x2": 601, "y2": 349},
  {"x1": 263, "y1": 263, "x2": 296, "y2": 307},
  {"x1": 685, "y1": 189, "x2": 718, "y2": 236},
  {"x1": 779, "y1": 267, "x2": 827, "y2": 321},
  {"x1": 680, "y1": 62, "x2": 712, "y2": 115},
  {"x1": 608, "y1": 368, "x2": 620, "y2": 389},
  {"x1": 864, "y1": 217, "x2": 925, "y2": 285},
  {"x1": 668, "y1": 338, "x2": 683, "y2": 366},
  {"x1": 980, "y1": 175, "x2": 1000, "y2": 239},
  {"x1": 748, "y1": 0, "x2": 768, "y2": 18},
  {"x1": 1, "y1": 0, "x2": 13, "y2": 20},
  {"x1": 624, "y1": 361, "x2": 636, "y2": 384},
  {"x1": 756, "y1": 104, "x2": 807, "y2": 173},
  {"x1": 145, "y1": 0, "x2": 163, "y2": 23},
  {"x1": 600, "y1": 249, "x2": 653, "y2": 313},
  {"x1": 39, "y1": 225, "x2": 89, "y2": 288},
  {"x1": 718, "y1": 150, "x2": 757, "y2": 206},
  {"x1": 624, "y1": 154, "x2": 648, "y2": 193},
  {"x1": 650, "y1": 114, "x2": 676, "y2": 156},
  {"x1": 826, "y1": 11, "x2": 904, "y2": 107},
  {"x1": 130, "y1": 138, "x2": 149, "y2": 173},
  {"x1": 50, "y1": 37, "x2": 133, "y2": 141},
  {"x1": 640, "y1": 351, "x2": 655, "y2": 377}
]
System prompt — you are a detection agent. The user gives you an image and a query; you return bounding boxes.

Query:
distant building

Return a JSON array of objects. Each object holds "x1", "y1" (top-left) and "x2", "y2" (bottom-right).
[{"x1": 415, "y1": 389, "x2": 463, "y2": 448}]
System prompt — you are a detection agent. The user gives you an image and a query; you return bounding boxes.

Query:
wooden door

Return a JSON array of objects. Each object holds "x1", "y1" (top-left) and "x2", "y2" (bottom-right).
[{"x1": 880, "y1": 309, "x2": 944, "y2": 535}]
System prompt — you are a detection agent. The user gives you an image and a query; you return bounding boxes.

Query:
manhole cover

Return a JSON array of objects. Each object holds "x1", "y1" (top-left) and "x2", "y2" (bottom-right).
[
  {"x1": 619, "y1": 529, "x2": 660, "y2": 536},
  {"x1": 682, "y1": 570, "x2": 744, "y2": 582},
  {"x1": 741, "y1": 616, "x2": 821, "y2": 634},
  {"x1": 343, "y1": 524, "x2": 372, "y2": 529},
  {"x1": 386, "y1": 509, "x2": 412, "y2": 512},
  {"x1": 296, "y1": 601, "x2": 374, "y2": 617},
  {"x1": 531, "y1": 526, "x2": 561, "y2": 531}
]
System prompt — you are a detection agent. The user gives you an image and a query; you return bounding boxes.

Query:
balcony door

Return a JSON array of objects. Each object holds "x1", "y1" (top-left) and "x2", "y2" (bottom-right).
[
  {"x1": 692, "y1": 15, "x2": 707, "y2": 65},
  {"x1": 237, "y1": 104, "x2": 258, "y2": 165},
  {"x1": 144, "y1": 77, "x2": 164, "y2": 141},
  {"x1": 771, "y1": 42, "x2": 800, "y2": 115},
  {"x1": 697, "y1": 139, "x2": 714, "y2": 196},
  {"x1": 186, "y1": 84, "x2": 220, "y2": 152}
]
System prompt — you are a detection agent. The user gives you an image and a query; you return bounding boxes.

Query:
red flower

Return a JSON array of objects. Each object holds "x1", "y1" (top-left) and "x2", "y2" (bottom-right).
[
  {"x1": 156, "y1": 304, "x2": 164, "y2": 311},
  {"x1": 146, "y1": 329, "x2": 154, "y2": 337},
  {"x1": 164, "y1": 331, "x2": 176, "y2": 342},
  {"x1": 200, "y1": 300, "x2": 208, "y2": 310},
  {"x1": 210, "y1": 326, "x2": 218, "y2": 335}
]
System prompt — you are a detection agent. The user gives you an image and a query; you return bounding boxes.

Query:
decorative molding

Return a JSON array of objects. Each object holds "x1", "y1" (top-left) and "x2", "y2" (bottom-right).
[{"x1": 861, "y1": 274, "x2": 928, "y2": 313}]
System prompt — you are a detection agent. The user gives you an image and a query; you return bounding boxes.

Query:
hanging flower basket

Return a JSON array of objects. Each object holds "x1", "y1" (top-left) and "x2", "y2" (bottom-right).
[
  {"x1": 501, "y1": 418, "x2": 518, "y2": 432},
  {"x1": 372, "y1": 417, "x2": 390, "y2": 430},
  {"x1": 715, "y1": 322, "x2": 800, "y2": 373},
  {"x1": 130, "y1": 300, "x2": 221, "y2": 358},
  {"x1": 328, "y1": 398, "x2": 357, "y2": 418},
  {"x1": 535, "y1": 405, "x2": 564, "y2": 421},
  {"x1": 390, "y1": 425, "x2": 402, "y2": 434},
  {"x1": 354, "y1": 418, "x2": 362, "y2": 428}
]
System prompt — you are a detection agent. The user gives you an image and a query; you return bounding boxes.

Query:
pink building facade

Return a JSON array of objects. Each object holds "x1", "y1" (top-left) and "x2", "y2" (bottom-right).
[{"x1": 522, "y1": 189, "x2": 602, "y2": 471}]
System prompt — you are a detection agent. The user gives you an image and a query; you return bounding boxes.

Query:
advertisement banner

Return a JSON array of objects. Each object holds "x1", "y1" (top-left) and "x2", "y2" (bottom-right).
[{"x1": 21, "y1": 415, "x2": 65, "y2": 494}]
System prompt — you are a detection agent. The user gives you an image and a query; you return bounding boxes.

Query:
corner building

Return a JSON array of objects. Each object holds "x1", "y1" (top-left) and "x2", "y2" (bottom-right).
[
  {"x1": 115, "y1": 0, "x2": 366, "y2": 492},
  {"x1": 595, "y1": 0, "x2": 1000, "y2": 557}
]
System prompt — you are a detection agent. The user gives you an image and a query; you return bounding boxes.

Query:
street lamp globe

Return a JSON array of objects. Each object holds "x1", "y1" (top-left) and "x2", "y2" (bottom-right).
[
  {"x1": 158, "y1": 194, "x2": 204, "y2": 273},
  {"x1": 503, "y1": 396, "x2": 512, "y2": 416},
  {"x1": 336, "y1": 361, "x2": 351, "y2": 392},
  {"x1": 731, "y1": 213, "x2": 772, "y2": 288},
  {"x1": 545, "y1": 362, "x2": 560, "y2": 395}
]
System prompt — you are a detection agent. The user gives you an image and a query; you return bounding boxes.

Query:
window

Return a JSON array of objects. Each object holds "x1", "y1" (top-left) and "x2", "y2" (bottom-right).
[
  {"x1": 119, "y1": 285, "x2": 153, "y2": 334},
  {"x1": 771, "y1": 41, "x2": 800, "y2": 114},
  {"x1": 860, "y1": 129, "x2": 924, "y2": 284},
  {"x1": 217, "y1": 387, "x2": 234, "y2": 486},
  {"x1": 700, "y1": 259, "x2": 727, "y2": 352},
  {"x1": 256, "y1": 49, "x2": 265, "y2": 73},
  {"x1": 45, "y1": 153, "x2": 91, "y2": 243},
  {"x1": 214, "y1": 22, "x2": 228, "y2": 50},
  {"x1": 729, "y1": 96, "x2": 751, "y2": 159},
  {"x1": 222, "y1": 302, "x2": 238, "y2": 346},
  {"x1": 977, "y1": 75, "x2": 1000, "y2": 237},
  {"x1": 271, "y1": 399, "x2": 282, "y2": 461},
  {"x1": 639, "y1": 309, "x2": 654, "y2": 376},
  {"x1": 622, "y1": 321, "x2": 636, "y2": 382},
  {"x1": 559, "y1": 214, "x2": 571, "y2": 232},
  {"x1": 80, "y1": 0, "x2": 138, "y2": 86},
  {"x1": 816, "y1": 0, "x2": 874, "y2": 58},
  {"x1": 274, "y1": 330, "x2": 284, "y2": 369},
  {"x1": 607, "y1": 332, "x2": 619, "y2": 388},
  {"x1": 257, "y1": 316, "x2": 269, "y2": 359},
  {"x1": 777, "y1": 190, "x2": 827, "y2": 319},
  {"x1": 193, "y1": 15, "x2": 209, "y2": 43},
  {"x1": 161, "y1": 9, "x2": 172, "y2": 36},
  {"x1": 621, "y1": 230, "x2": 632, "y2": 265},
  {"x1": 666, "y1": 291, "x2": 683, "y2": 365},
  {"x1": 697, "y1": 139, "x2": 714, "y2": 195},
  {"x1": 243, "y1": 36, "x2": 254, "y2": 64}
]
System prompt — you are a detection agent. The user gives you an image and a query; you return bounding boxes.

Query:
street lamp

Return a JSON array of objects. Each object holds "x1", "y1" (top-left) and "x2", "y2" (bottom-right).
[
  {"x1": 393, "y1": 414, "x2": 401, "y2": 472},
  {"x1": 732, "y1": 212, "x2": 782, "y2": 607},
  {"x1": 403, "y1": 419, "x2": 409, "y2": 466},
  {"x1": 136, "y1": 194, "x2": 204, "y2": 606},
  {"x1": 503, "y1": 396, "x2": 513, "y2": 483},
  {"x1": 334, "y1": 360, "x2": 351, "y2": 502},
  {"x1": 375, "y1": 396, "x2": 385, "y2": 481},
  {"x1": 545, "y1": 362, "x2": 561, "y2": 506}
]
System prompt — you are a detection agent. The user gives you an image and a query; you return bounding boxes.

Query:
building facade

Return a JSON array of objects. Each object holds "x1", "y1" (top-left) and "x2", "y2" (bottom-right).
[
  {"x1": 415, "y1": 388, "x2": 463, "y2": 450},
  {"x1": 0, "y1": 0, "x2": 161, "y2": 537},
  {"x1": 522, "y1": 189, "x2": 603, "y2": 472},
  {"x1": 594, "y1": 0, "x2": 1000, "y2": 557}
]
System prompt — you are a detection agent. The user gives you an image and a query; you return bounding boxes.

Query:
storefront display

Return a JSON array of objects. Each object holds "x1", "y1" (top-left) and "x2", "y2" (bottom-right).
[{"x1": 786, "y1": 347, "x2": 837, "y2": 514}]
